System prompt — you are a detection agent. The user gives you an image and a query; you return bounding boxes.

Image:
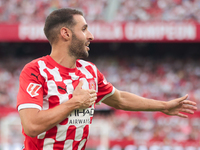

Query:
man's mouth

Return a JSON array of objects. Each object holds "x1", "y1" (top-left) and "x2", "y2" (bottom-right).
[{"x1": 85, "y1": 42, "x2": 90, "y2": 50}]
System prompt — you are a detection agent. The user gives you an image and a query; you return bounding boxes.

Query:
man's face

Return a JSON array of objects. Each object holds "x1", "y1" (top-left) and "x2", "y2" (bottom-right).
[{"x1": 68, "y1": 15, "x2": 94, "y2": 59}]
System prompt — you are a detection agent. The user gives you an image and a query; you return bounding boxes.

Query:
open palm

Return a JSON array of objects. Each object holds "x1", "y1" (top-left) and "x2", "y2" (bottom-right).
[{"x1": 161, "y1": 95, "x2": 197, "y2": 118}]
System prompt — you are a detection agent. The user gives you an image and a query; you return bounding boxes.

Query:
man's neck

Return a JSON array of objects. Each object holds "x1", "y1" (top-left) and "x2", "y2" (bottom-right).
[{"x1": 50, "y1": 48, "x2": 77, "y2": 69}]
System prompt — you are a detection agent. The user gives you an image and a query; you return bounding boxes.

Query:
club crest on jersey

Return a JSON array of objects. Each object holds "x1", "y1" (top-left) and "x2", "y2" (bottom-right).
[
  {"x1": 89, "y1": 80, "x2": 96, "y2": 90},
  {"x1": 26, "y1": 83, "x2": 42, "y2": 97}
]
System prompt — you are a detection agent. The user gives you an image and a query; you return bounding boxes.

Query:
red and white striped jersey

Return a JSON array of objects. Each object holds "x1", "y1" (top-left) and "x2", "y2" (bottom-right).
[{"x1": 17, "y1": 55, "x2": 115, "y2": 150}]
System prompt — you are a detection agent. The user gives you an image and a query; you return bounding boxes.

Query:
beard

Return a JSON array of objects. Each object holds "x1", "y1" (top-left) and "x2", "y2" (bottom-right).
[{"x1": 68, "y1": 32, "x2": 89, "y2": 59}]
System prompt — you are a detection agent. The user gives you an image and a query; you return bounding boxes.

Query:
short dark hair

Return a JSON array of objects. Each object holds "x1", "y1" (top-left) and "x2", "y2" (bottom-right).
[{"x1": 44, "y1": 8, "x2": 83, "y2": 44}]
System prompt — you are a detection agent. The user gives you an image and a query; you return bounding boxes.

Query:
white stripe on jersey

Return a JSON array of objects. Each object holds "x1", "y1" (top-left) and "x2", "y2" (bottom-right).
[
  {"x1": 38, "y1": 60, "x2": 62, "y2": 82},
  {"x1": 77, "y1": 60, "x2": 95, "y2": 79},
  {"x1": 69, "y1": 72, "x2": 79, "y2": 80},
  {"x1": 38, "y1": 131, "x2": 46, "y2": 139},
  {"x1": 43, "y1": 138, "x2": 55, "y2": 150},
  {"x1": 64, "y1": 140, "x2": 73, "y2": 149},
  {"x1": 75, "y1": 126, "x2": 84, "y2": 141},
  {"x1": 18, "y1": 103, "x2": 42, "y2": 111},
  {"x1": 78, "y1": 139, "x2": 87, "y2": 150},
  {"x1": 56, "y1": 124, "x2": 69, "y2": 141},
  {"x1": 63, "y1": 79, "x2": 74, "y2": 95}
]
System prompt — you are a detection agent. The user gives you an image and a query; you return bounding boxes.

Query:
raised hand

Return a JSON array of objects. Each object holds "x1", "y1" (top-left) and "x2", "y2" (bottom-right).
[
  {"x1": 161, "y1": 94, "x2": 197, "y2": 118},
  {"x1": 72, "y1": 80, "x2": 97, "y2": 109}
]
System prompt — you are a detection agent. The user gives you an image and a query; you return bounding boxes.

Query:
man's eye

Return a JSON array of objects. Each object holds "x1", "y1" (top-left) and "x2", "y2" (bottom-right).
[{"x1": 82, "y1": 27, "x2": 87, "y2": 31}]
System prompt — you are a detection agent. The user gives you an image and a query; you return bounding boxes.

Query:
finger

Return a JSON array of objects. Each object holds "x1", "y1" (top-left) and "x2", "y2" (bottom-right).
[
  {"x1": 76, "y1": 80, "x2": 84, "y2": 89},
  {"x1": 90, "y1": 97, "x2": 97, "y2": 104},
  {"x1": 182, "y1": 104, "x2": 197, "y2": 110},
  {"x1": 176, "y1": 113, "x2": 188, "y2": 118},
  {"x1": 90, "y1": 93, "x2": 97, "y2": 98},
  {"x1": 89, "y1": 89, "x2": 96, "y2": 94},
  {"x1": 91, "y1": 100, "x2": 96, "y2": 105},
  {"x1": 89, "y1": 98, "x2": 96, "y2": 106},
  {"x1": 91, "y1": 96, "x2": 97, "y2": 101},
  {"x1": 179, "y1": 108, "x2": 195, "y2": 114},
  {"x1": 182, "y1": 100, "x2": 197, "y2": 106}
]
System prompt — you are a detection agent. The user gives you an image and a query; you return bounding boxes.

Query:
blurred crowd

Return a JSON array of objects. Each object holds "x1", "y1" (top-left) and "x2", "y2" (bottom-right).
[
  {"x1": 0, "y1": 57, "x2": 31, "y2": 108},
  {"x1": 90, "y1": 112, "x2": 200, "y2": 146},
  {"x1": 0, "y1": 54, "x2": 200, "y2": 145},
  {"x1": 1, "y1": 0, "x2": 200, "y2": 24},
  {"x1": 0, "y1": 0, "x2": 107, "y2": 24},
  {"x1": 114, "y1": 0, "x2": 200, "y2": 22}
]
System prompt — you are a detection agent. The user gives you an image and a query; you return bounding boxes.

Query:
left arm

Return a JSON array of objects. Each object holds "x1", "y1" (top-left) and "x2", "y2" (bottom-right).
[{"x1": 103, "y1": 89, "x2": 197, "y2": 118}]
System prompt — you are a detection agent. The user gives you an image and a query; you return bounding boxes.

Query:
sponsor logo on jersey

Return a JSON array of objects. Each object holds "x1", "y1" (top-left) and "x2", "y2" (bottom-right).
[
  {"x1": 26, "y1": 83, "x2": 42, "y2": 97},
  {"x1": 68, "y1": 107, "x2": 94, "y2": 125},
  {"x1": 72, "y1": 108, "x2": 94, "y2": 117},
  {"x1": 31, "y1": 73, "x2": 40, "y2": 80},
  {"x1": 57, "y1": 85, "x2": 68, "y2": 93}
]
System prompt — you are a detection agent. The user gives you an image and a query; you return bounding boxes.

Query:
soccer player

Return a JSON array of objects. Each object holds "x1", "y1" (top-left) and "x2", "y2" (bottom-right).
[{"x1": 16, "y1": 8, "x2": 197, "y2": 150}]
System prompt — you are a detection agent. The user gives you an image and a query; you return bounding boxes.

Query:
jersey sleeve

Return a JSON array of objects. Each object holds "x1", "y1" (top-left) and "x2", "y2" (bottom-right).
[
  {"x1": 96, "y1": 68, "x2": 115, "y2": 104},
  {"x1": 17, "y1": 63, "x2": 44, "y2": 111}
]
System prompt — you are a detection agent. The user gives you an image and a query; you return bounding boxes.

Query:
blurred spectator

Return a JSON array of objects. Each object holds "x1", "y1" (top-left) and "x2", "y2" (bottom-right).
[{"x1": 1, "y1": 0, "x2": 200, "y2": 23}]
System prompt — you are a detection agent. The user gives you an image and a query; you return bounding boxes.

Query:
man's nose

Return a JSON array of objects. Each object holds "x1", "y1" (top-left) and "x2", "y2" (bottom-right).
[{"x1": 88, "y1": 30, "x2": 94, "y2": 41}]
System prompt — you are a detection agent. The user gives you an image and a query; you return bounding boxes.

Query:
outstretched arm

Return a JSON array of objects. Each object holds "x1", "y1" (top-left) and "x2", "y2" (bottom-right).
[{"x1": 103, "y1": 89, "x2": 197, "y2": 118}]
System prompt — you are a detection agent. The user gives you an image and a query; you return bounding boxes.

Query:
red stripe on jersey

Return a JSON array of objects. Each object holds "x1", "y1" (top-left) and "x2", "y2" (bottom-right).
[
  {"x1": 43, "y1": 82, "x2": 48, "y2": 96},
  {"x1": 24, "y1": 134, "x2": 39, "y2": 149},
  {"x1": 48, "y1": 96, "x2": 60, "y2": 108},
  {"x1": 85, "y1": 65, "x2": 96, "y2": 78},
  {"x1": 38, "y1": 139, "x2": 45, "y2": 149},
  {"x1": 66, "y1": 125, "x2": 76, "y2": 140},
  {"x1": 71, "y1": 80, "x2": 79, "y2": 89},
  {"x1": 68, "y1": 94, "x2": 73, "y2": 99},
  {"x1": 53, "y1": 141, "x2": 65, "y2": 150},
  {"x1": 59, "y1": 118, "x2": 69, "y2": 125},
  {"x1": 45, "y1": 126, "x2": 57, "y2": 139},
  {"x1": 90, "y1": 117, "x2": 93, "y2": 124},
  {"x1": 72, "y1": 141, "x2": 80, "y2": 150},
  {"x1": 76, "y1": 61, "x2": 82, "y2": 67},
  {"x1": 82, "y1": 125, "x2": 89, "y2": 139}
]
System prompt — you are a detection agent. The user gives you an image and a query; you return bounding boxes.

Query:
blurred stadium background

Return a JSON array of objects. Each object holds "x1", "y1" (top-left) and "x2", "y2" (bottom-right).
[{"x1": 0, "y1": 0, "x2": 200, "y2": 150}]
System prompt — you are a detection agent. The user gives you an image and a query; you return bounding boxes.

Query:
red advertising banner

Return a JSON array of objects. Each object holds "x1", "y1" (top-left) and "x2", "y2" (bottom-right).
[{"x1": 0, "y1": 22, "x2": 199, "y2": 42}]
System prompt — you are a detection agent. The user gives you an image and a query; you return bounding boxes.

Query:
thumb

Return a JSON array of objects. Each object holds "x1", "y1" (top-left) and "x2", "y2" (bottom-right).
[
  {"x1": 178, "y1": 94, "x2": 188, "y2": 102},
  {"x1": 76, "y1": 80, "x2": 83, "y2": 89}
]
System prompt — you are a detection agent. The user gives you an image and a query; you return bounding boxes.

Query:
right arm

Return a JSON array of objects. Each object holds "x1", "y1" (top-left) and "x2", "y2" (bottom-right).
[{"x1": 19, "y1": 81, "x2": 97, "y2": 137}]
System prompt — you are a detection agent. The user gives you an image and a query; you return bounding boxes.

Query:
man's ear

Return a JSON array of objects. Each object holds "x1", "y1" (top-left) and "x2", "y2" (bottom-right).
[{"x1": 60, "y1": 27, "x2": 71, "y2": 41}]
